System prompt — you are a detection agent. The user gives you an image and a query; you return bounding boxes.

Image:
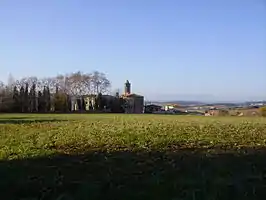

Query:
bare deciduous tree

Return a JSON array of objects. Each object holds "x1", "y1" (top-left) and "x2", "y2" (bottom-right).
[
  {"x1": 0, "y1": 81, "x2": 5, "y2": 92},
  {"x1": 67, "y1": 71, "x2": 86, "y2": 96},
  {"x1": 39, "y1": 77, "x2": 57, "y2": 93},
  {"x1": 91, "y1": 71, "x2": 111, "y2": 94},
  {"x1": 54, "y1": 75, "x2": 70, "y2": 95},
  {"x1": 0, "y1": 69, "x2": 112, "y2": 113},
  {"x1": 82, "y1": 73, "x2": 93, "y2": 95}
]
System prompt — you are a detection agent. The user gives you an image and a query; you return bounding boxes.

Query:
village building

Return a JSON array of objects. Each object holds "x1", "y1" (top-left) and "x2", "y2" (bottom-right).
[{"x1": 144, "y1": 104, "x2": 162, "y2": 113}]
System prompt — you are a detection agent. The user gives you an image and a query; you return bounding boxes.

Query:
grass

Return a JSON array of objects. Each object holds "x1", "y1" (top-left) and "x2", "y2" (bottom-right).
[{"x1": 0, "y1": 114, "x2": 266, "y2": 199}]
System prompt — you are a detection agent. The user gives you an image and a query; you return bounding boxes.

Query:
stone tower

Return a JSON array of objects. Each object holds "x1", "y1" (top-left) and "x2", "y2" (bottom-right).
[{"x1": 124, "y1": 80, "x2": 131, "y2": 95}]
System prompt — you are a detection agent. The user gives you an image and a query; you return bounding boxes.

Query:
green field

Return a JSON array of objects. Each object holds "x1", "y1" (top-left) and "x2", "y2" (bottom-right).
[{"x1": 1, "y1": 114, "x2": 266, "y2": 199}]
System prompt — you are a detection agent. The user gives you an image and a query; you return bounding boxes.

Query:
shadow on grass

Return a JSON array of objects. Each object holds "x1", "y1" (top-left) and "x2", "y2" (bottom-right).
[
  {"x1": 0, "y1": 118, "x2": 68, "y2": 124},
  {"x1": 0, "y1": 148, "x2": 266, "y2": 200},
  {"x1": 0, "y1": 116, "x2": 32, "y2": 120}
]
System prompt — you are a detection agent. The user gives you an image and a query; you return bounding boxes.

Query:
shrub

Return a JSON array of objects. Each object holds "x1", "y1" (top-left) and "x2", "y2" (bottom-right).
[
  {"x1": 260, "y1": 106, "x2": 266, "y2": 117},
  {"x1": 218, "y1": 109, "x2": 229, "y2": 116}
]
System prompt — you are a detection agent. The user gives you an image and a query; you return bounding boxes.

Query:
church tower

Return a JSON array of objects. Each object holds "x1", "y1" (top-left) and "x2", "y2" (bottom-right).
[{"x1": 124, "y1": 80, "x2": 131, "y2": 95}]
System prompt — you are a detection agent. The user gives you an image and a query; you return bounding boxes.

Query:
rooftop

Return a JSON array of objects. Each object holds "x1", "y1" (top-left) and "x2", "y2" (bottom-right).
[{"x1": 121, "y1": 93, "x2": 144, "y2": 98}]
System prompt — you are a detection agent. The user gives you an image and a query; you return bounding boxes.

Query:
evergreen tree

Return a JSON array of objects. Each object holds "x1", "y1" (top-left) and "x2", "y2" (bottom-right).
[
  {"x1": 12, "y1": 86, "x2": 20, "y2": 112},
  {"x1": 42, "y1": 86, "x2": 49, "y2": 112},
  {"x1": 29, "y1": 83, "x2": 37, "y2": 112},
  {"x1": 81, "y1": 98, "x2": 86, "y2": 111},
  {"x1": 46, "y1": 86, "x2": 51, "y2": 112},
  {"x1": 20, "y1": 85, "x2": 25, "y2": 112},
  {"x1": 54, "y1": 85, "x2": 68, "y2": 112},
  {"x1": 32, "y1": 83, "x2": 37, "y2": 112},
  {"x1": 37, "y1": 91, "x2": 44, "y2": 112},
  {"x1": 24, "y1": 83, "x2": 29, "y2": 112}
]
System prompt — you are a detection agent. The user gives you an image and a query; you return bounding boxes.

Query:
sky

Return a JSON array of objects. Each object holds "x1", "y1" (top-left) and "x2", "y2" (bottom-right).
[{"x1": 0, "y1": 0, "x2": 265, "y2": 102}]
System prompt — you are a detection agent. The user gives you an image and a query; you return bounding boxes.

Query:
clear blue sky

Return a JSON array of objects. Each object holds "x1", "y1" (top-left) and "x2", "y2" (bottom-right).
[{"x1": 0, "y1": 0, "x2": 265, "y2": 102}]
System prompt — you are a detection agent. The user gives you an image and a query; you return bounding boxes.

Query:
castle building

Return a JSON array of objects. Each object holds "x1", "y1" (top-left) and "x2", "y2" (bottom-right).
[
  {"x1": 121, "y1": 80, "x2": 144, "y2": 114},
  {"x1": 68, "y1": 80, "x2": 144, "y2": 113},
  {"x1": 124, "y1": 80, "x2": 131, "y2": 95}
]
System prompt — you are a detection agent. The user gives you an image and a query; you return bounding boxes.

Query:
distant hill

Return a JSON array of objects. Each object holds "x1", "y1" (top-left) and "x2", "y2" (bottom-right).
[
  {"x1": 204, "y1": 103, "x2": 238, "y2": 107},
  {"x1": 146, "y1": 100, "x2": 204, "y2": 106},
  {"x1": 245, "y1": 101, "x2": 266, "y2": 105},
  {"x1": 145, "y1": 100, "x2": 266, "y2": 107}
]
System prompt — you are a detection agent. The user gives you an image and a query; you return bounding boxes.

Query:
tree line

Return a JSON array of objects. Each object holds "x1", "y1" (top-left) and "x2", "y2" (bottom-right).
[{"x1": 0, "y1": 71, "x2": 124, "y2": 113}]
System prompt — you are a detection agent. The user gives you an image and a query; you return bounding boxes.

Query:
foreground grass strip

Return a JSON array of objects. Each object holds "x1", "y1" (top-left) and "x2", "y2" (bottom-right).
[{"x1": 0, "y1": 114, "x2": 266, "y2": 199}]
